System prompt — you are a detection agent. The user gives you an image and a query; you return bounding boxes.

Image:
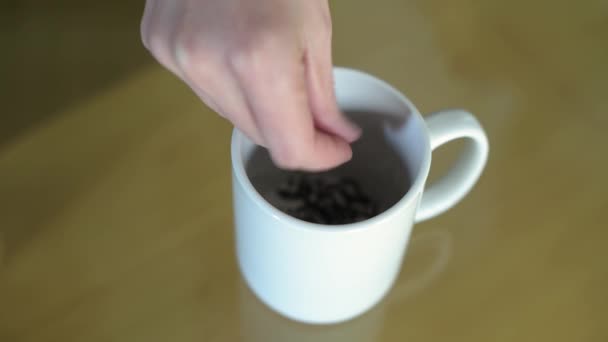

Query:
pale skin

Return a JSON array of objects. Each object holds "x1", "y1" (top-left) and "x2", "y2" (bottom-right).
[{"x1": 140, "y1": 0, "x2": 361, "y2": 171}]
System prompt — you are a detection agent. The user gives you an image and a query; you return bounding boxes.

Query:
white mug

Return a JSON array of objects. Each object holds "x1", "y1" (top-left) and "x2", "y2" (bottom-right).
[{"x1": 231, "y1": 67, "x2": 489, "y2": 324}]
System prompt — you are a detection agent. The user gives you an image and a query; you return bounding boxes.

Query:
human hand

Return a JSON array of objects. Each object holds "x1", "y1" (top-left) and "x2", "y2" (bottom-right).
[{"x1": 140, "y1": 0, "x2": 361, "y2": 171}]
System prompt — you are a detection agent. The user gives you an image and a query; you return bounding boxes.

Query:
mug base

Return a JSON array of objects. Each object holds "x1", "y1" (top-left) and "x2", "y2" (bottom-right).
[{"x1": 235, "y1": 254, "x2": 395, "y2": 325}]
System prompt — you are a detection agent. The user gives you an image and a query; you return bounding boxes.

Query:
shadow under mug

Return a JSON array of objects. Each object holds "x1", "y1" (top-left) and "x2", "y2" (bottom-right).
[{"x1": 231, "y1": 67, "x2": 489, "y2": 324}]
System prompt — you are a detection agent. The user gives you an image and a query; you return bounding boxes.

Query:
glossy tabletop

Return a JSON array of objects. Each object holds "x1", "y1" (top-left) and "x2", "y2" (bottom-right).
[{"x1": 1, "y1": 1, "x2": 607, "y2": 341}]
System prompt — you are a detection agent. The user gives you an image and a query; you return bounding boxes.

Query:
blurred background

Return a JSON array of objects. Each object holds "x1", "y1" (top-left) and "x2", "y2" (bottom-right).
[
  {"x1": 0, "y1": 1, "x2": 607, "y2": 341},
  {"x1": 0, "y1": 1, "x2": 150, "y2": 145}
]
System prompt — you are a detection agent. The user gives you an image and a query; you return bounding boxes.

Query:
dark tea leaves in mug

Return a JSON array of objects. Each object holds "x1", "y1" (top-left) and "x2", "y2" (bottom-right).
[{"x1": 275, "y1": 174, "x2": 379, "y2": 225}]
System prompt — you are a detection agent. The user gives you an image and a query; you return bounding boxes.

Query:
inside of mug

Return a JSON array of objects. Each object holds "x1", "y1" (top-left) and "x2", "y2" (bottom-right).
[{"x1": 235, "y1": 69, "x2": 430, "y2": 224}]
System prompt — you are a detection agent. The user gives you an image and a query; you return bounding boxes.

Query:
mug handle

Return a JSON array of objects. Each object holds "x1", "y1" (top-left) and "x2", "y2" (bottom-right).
[{"x1": 415, "y1": 110, "x2": 489, "y2": 222}]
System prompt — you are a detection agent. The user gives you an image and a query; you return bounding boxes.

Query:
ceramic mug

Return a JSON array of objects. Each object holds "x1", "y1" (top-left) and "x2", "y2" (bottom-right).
[{"x1": 231, "y1": 67, "x2": 489, "y2": 324}]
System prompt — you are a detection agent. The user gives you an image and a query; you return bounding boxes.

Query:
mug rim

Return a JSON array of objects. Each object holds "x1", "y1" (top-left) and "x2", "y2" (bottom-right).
[{"x1": 231, "y1": 66, "x2": 432, "y2": 232}]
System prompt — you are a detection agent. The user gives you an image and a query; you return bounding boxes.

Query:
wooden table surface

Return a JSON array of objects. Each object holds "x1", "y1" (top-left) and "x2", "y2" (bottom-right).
[{"x1": 1, "y1": 1, "x2": 607, "y2": 341}]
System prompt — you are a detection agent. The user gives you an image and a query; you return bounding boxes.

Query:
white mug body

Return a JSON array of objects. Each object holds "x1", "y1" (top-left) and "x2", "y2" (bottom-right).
[{"x1": 231, "y1": 67, "x2": 488, "y2": 324}]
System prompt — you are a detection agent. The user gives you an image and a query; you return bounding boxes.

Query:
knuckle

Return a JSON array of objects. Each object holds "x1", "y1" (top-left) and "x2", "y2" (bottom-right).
[
  {"x1": 173, "y1": 31, "x2": 197, "y2": 70},
  {"x1": 142, "y1": 26, "x2": 212, "y2": 76},
  {"x1": 142, "y1": 29, "x2": 166, "y2": 58},
  {"x1": 140, "y1": 29, "x2": 149, "y2": 50},
  {"x1": 151, "y1": 41, "x2": 169, "y2": 61},
  {"x1": 173, "y1": 30, "x2": 228, "y2": 78},
  {"x1": 228, "y1": 31, "x2": 284, "y2": 75},
  {"x1": 140, "y1": 25, "x2": 154, "y2": 51},
  {"x1": 173, "y1": 33, "x2": 217, "y2": 81}
]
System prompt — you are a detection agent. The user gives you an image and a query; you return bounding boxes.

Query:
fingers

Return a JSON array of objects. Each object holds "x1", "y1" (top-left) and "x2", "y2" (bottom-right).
[
  {"x1": 233, "y1": 51, "x2": 353, "y2": 171},
  {"x1": 305, "y1": 24, "x2": 361, "y2": 143},
  {"x1": 140, "y1": 0, "x2": 155, "y2": 48}
]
